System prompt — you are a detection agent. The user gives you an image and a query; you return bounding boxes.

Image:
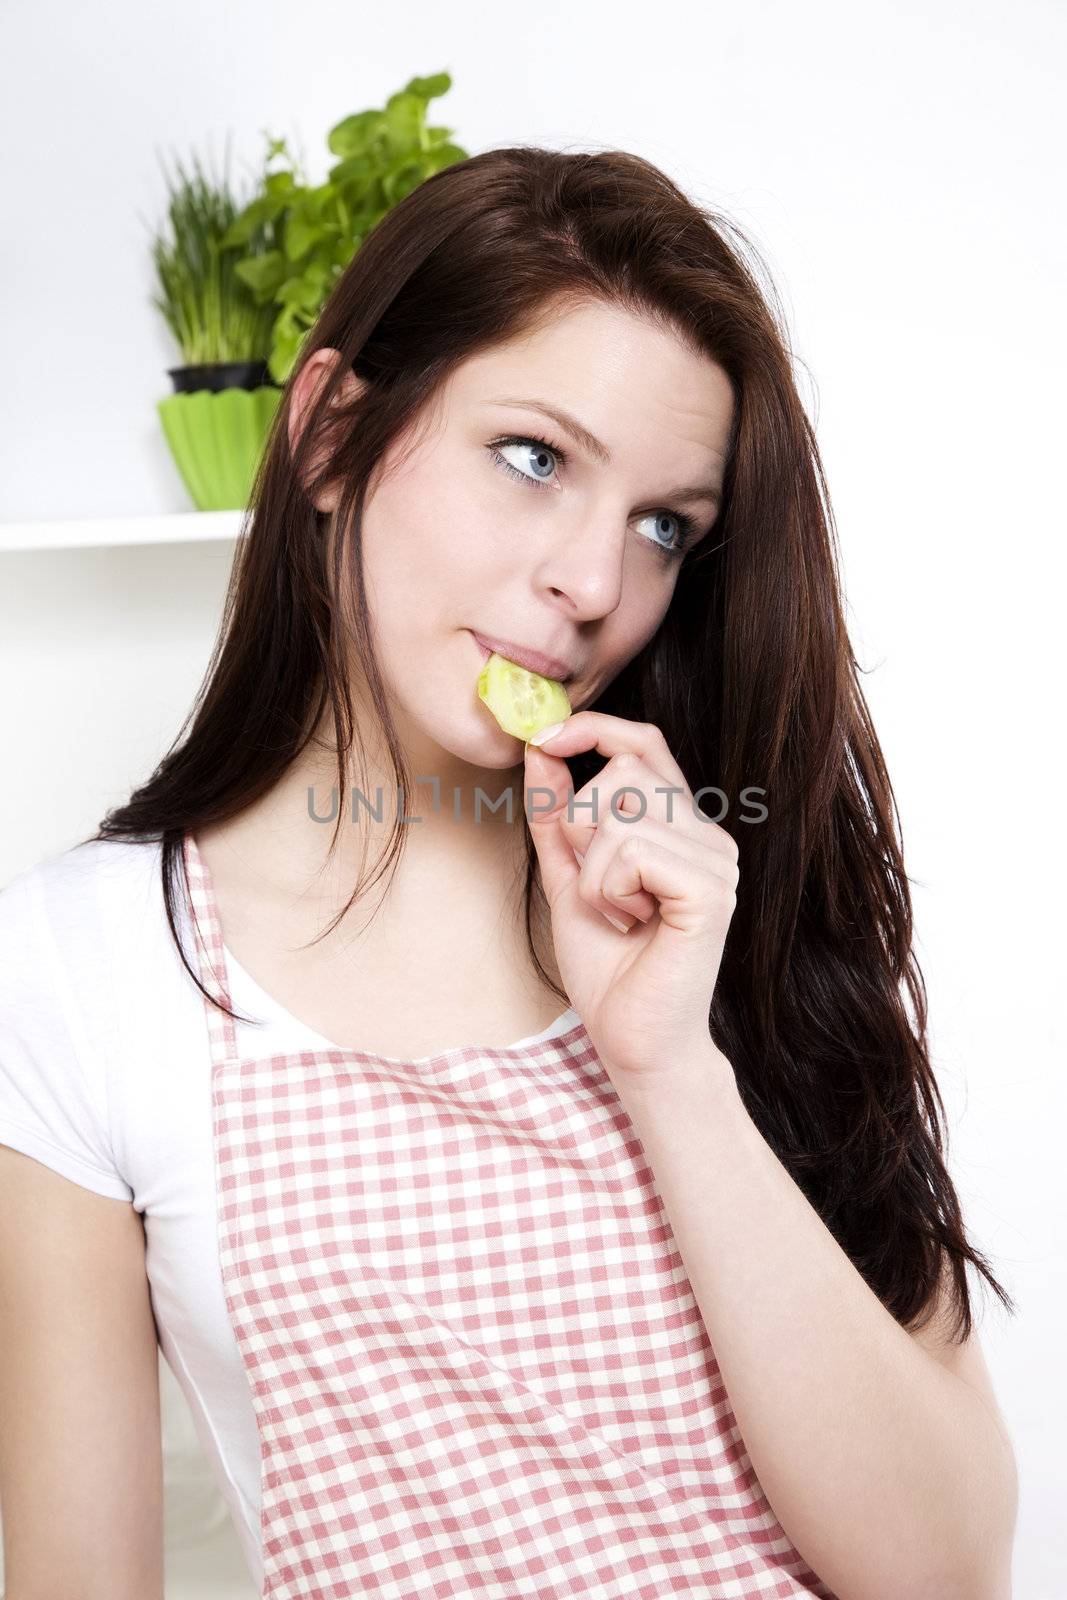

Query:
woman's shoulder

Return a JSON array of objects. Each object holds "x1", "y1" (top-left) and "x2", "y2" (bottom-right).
[
  {"x1": 0, "y1": 838, "x2": 169, "y2": 1203},
  {"x1": 0, "y1": 835, "x2": 172, "y2": 981},
  {"x1": 4, "y1": 833, "x2": 163, "y2": 890}
]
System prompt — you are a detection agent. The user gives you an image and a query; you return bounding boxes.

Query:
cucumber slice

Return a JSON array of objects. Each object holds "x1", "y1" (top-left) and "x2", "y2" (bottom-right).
[{"x1": 477, "y1": 652, "x2": 572, "y2": 741}]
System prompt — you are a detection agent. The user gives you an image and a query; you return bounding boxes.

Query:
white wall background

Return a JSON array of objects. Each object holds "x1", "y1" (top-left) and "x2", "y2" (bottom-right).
[{"x1": 1, "y1": 1, "x2": 1063, "y2": 1596}]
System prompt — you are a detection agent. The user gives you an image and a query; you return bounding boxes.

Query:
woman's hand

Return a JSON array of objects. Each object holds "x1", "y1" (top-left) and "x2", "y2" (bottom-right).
[{"x1": 523, "y1": 711, "x2": 738, "y2": 1085}]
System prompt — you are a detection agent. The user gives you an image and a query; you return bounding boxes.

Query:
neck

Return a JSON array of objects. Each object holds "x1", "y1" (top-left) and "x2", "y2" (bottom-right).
[{"x1": 211, "y1": 695, "x2": 538, "y2": 919}]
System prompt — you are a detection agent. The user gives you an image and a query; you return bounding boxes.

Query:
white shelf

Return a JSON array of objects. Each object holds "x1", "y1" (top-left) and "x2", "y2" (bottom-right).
[{"x1": 0, "y1": 509, "x2": 245, "y2": 553}]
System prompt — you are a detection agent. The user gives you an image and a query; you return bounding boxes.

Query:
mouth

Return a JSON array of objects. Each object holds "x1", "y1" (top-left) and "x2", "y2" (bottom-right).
[{"x1": 468, "y1": 630, "x2": 577, "y2": 684}]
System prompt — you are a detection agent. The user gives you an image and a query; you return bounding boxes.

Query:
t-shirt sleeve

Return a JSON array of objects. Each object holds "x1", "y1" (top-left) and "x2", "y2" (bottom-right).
[{"x1": 0, "y1": 863, "x2": 133, "y2": 1202}]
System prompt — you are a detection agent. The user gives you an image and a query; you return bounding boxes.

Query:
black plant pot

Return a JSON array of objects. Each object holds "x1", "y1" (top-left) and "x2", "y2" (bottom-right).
[{"x1": 167, "y1": 359, "x2": 273, "y2": 395}]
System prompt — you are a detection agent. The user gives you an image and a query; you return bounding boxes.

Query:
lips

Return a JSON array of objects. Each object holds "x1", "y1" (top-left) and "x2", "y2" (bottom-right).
[{"x1": 470, "y1": 630, "x2": 577, "y2": 683}]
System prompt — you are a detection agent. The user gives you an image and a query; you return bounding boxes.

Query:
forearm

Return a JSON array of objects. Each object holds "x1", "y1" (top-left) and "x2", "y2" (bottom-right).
[{"x1": 612, "y1": 1050, "x2": 1016, "y2": 1600}]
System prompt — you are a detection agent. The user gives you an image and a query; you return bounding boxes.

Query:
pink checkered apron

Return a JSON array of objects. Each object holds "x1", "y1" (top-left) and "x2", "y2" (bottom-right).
[{"x1": 182, "y1": 831, "x2": 835, "y2": 1599}]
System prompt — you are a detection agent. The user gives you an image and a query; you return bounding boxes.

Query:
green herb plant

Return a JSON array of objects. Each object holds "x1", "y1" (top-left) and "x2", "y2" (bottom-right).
[
  {"x1": 143, "y1": 135, "x2": 279, "y2": 369},
  {"x1": 218, "y1": 71, "x2": 468, "y2": 384}
]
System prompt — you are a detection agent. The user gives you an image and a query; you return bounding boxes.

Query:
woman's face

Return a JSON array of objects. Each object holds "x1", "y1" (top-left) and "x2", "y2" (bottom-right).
[{"x1": 294, "y1": 298, "x2": 735, "y2": 780}]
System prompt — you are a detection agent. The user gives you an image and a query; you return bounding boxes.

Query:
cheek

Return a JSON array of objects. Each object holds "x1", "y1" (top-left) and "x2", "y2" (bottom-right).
[
  {"x1": 582, "y1": 602, "x2": 670, "y2": 701},
  {"x1": 360, "y1": 472, "x2": 501, "y2": 630},
  {"x1": 427, "y1": 484, "x2": 519, "y2": 587},
  {"x1": 617, "y1": 583, "x2": 672, "y2": 649}
]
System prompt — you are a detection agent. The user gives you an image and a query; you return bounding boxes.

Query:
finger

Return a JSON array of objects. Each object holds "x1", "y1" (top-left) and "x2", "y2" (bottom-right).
[
  {"x1": 572, "y1": 847, "x2": 640, "y2": 932},
  {"x1": 576, "y1": 811, "x2": 738, "y2": 927},
  {"x1": 573, "y1": 828, "x2": 658, "y2": 926},
  {"x1": 602, "y1": 833, "x2": 737, "y2": 941},
  {"x1": 530, "y1": 711, "x2": 689, "y2": 793},
  {"x1": 522, "y1": 743, "x2": 581, "y2": 908},
  {"x1": 530, "y1": 713, "x2": 739, "y2": 861},
  {"x1": 562, "y1": 752, "x2": 711, "y2": 861}
]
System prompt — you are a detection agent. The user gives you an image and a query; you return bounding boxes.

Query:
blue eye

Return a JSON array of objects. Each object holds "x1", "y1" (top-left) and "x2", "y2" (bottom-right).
[
  {"x1": 486, "y1": 432, "x2": 700, "y2": 561},
  {"x1": 493, "y1": 436, "x2": 559, "y2": 485}
]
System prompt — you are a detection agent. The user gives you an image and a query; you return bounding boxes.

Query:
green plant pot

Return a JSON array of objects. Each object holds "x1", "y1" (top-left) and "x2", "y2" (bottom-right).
[{"x1": 157, "y1": 385, "x2": 283, "y2": 510}]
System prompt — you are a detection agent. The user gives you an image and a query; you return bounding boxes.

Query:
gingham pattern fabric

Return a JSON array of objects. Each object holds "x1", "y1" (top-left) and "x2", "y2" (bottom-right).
[{"x1": 182, "y1": 831, "x2": 836, "y2": 1600}]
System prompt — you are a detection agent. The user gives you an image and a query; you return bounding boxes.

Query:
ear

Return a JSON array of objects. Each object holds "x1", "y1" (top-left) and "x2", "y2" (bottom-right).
[{"x1": 287, "y1": 346, "x2": 366, "y2": 512}]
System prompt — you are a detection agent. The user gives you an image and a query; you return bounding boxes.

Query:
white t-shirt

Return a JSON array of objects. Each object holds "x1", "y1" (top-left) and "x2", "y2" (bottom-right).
[{"x1": 0, "y1": 837, "x2": 578, "y2": 1593}]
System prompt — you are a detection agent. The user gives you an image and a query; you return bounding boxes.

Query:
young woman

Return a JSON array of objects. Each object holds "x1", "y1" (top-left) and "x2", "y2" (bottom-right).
[{"x1": 0, "y1": 146, "x2": 1017, "y2": 1599}]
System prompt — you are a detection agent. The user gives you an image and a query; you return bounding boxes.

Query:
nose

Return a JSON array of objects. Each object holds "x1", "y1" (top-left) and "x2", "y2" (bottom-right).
[{"x1": 538, "y1": 520, "x2": 626, "y2": 622}]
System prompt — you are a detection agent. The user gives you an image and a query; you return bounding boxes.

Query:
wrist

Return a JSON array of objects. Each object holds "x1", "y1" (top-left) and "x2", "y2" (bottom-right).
[{"x1": 611, "y1": 1040, "x2": 739, "y2": 1108}]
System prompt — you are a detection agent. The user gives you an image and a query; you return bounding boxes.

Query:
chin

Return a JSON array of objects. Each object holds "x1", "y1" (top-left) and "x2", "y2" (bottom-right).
[{"x1": 471, "y1": 721, "x2": 528, "y2": 763}]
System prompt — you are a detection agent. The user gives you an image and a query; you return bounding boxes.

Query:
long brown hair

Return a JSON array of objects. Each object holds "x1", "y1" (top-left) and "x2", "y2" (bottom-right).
[{"x1": 87, "y1": 144, "x2": 1015, "y2": 1343}]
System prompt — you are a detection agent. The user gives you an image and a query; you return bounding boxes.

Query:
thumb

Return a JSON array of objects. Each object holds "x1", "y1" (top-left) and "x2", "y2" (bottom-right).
[{"x1": 523, "y1": 741, "x2": 580, "y2": 907}]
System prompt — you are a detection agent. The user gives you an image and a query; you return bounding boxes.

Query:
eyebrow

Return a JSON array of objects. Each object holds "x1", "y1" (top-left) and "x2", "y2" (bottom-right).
[{"x1": 487, "y1": 395, "x2": 723, "y2": 511}]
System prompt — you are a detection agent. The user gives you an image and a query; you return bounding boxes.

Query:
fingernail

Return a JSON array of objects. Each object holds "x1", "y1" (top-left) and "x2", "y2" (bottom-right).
[
  {"x1": 528, "y1": 721, "x2": 567, "y2": 746},
  {"x1": 604, "y1": 912, "x2": 633, "y2": 933}
]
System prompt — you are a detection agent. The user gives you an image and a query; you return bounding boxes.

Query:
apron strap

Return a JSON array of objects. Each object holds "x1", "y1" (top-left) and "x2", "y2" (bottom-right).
[{"x1": 180, "y1": 831, "x2": 239, "y2": 1067}]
